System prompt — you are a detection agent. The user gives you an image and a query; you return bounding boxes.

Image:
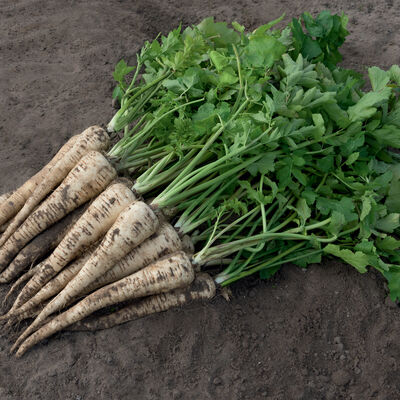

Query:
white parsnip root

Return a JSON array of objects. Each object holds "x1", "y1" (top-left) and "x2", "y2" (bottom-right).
[
  {"x1": 84, "y1": 222, "x2": 182, "y2": 293},
  {"x1": 0, "y1": 150, "x2": 116, "y2": 273},
  {"x1": 72, "y1": 273, "x2": 215, "y2": 331},
  {"x1": 2, "y1": 264, "x2": 43, "y2": 307},
  {"x1": 8, "y1": 223, "x2": 182, "y2": 320},
  {"x1": 16, "y1": 251, "x2": 194, "y2": 356},
  {"x1": 0, "y1": 205, "x2": 86, "y2": 283},
  {"x1": 0, "y1": 135, "x2": 79, "y2": 229},
  {"x1": 13, "y1": 200, "x2": 159, "y2": 350},
  {"x1": 11, "y1": 181, "x2": 135, "y2": 310},
  {"x1": 0, "y1": 126, "x2": 110, "y2": 246},
  {"x1": 2, "y1": 253, "x2": 93, "y2": 322}
]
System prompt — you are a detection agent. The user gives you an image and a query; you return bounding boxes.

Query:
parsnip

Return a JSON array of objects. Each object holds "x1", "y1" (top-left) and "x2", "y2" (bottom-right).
[
  {"x1": 16, "y1": 251, "x2": 194, "y2": 356},
  {"x1": 0, "y1": 126, "x2": 110, "y2": 245},
  {"x1": 72, "y1": 273, "x2": 215, "y2": 331},
  {"x1": 0, "y1": 151, "x2": 116, "y2": 273},
  {"x1": 13, "y1": 201, "x2": 159, "y2": 350},
  {"x1": 11, "y1": 182, "x2": 135, "y2": 310}
]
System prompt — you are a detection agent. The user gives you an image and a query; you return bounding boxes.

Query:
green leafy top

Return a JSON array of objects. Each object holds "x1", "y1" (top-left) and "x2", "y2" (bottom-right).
[{"x1": 107, "y1": 14, "x2": 400, "y2": 301}]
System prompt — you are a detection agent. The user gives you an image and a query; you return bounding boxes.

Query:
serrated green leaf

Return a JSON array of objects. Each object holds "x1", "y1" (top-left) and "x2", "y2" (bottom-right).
[
  {"x1": 383, "y1": 269, "x2": 400, "y2": 301},
  {"x1": 317, "y1": 155, "x2": 334, "y2": 172},
  {"x1": 302, "y1": 189, "x2": 317, "y2": 205},
  {"x1": 386, "y1": 165, "x2": 400, "y2": 213},
  {"x1": 375, "y1": 213, "x2": 400, "y2": 233},
  {"x1": 348, "y1": 88, "x2": 391, "y2": 122},
  {"x1": 324, "y1": 244, "x2": 369, "y2": 273},
  {"x1": 197, "y1": 17, "x2": 239, "y2": 48},
  {"x1": 209, "y1": 51, "x2": 229, "y2": 71},
  {"x1": 245, "y1": 35, "x2": 286, "y2": 68},
  {"x1": 219, "y1": 70, "x2": 238, "y2": 86},
  {"x1": 113, "y1": 59, "x2": 135, "y2": 83},
  {"x1": 328, "y1": 211, "x2": 346, "y2": 235},
  {"x1": 292, "y1": 167, "x2": 308, "y2": 185},
  {"x1": 377, "y1": 236, "x2": 400, "y2": 252},
  {"x1": 345, "y1": 152, "x2": 359, "y2": 166},
  {"x1": 296, "y1": 198, "x2": 311, "y2": 224},
  {"x1": 368, "y1": 66, "x2": 390, "y2": 91},
  {"x1": 354, "y1": 239, "x2": 375, "y2": 255},
  {"x1": 369, "y1": 124, "x2": 400, "y2": 149},
  {"x1": 360, "y1": 196, "x2": 372, "y2": 221},
  {"x1": 389, "y1": 64, "x2": 400, "y2": 85},
  {"x1": 302, "y1": 36, "x2": 323, "y2": 59},
  {"x1": 316, "y1": 197, "x2": 357, "y2": 222}
]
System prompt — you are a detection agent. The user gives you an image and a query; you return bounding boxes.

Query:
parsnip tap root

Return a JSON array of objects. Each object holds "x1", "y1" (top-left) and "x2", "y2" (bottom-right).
[
  {"x1": 0, "y1": 126, "x2": 110, "y2": 245},
  {"x1": 7, "y1": 223, "x2": 180, "y2": 320},
  {"x1": 16, "y1": 251, "x2": 194, "y2": 356},
  {"x1": 0, "y1": 151, "x2": 116, "y2": 273},
  {"x1": 11, "y1": 182, "x2": 135, "y2": 309},
  {"x1": 0, "y1": 220, "x2": 11, "y2": 234},
  {"x1": 5, "y1": 222, "x2": 182, "y2": 320},
  {"x1": 13, "y1": 200, "x2": 159, "y2": 349},
  {"x1": 72, "y1": 273, "x2": 215, "y2": 331},
  {"x1": 0, "y1": 135, "x2": 79, "y2": 228},
  {"x1": 2, "y1": 264, "x2": 43, "y2": 308},
  {"x1": 83, "y1": 222, "x2": 182, "y2": 294},
  {"x1": 0, "y1": 205, "x2": 86, "y2": 283},
  {"x1": 3, "y1": 253, "x2": 93, "y2": 322}
]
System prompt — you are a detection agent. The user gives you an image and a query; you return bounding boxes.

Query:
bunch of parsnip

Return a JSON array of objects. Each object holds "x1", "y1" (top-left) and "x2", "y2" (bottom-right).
[{"x1": 2, "y1": 11, "x2": 400, "y2": 356}]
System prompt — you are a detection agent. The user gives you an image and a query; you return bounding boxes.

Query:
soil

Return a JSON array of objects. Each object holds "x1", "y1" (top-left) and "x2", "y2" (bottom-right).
[{"x1": 1, "y1": 0, "x2": 400, "y2": 399}]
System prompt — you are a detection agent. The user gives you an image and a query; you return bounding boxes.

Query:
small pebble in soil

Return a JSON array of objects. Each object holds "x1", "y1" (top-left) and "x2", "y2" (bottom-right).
[
  {"x1": 331, "y1": 369, "x2": 351, "y2": 386},
  {"x1": 333, "y1": 336, "x2": 342, "y2": 344},
  {"x1": 213, "y1": 377, "x2": 222, "y2": 385}
]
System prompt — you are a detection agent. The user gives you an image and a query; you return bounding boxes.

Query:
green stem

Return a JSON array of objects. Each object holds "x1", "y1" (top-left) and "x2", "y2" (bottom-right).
[
  {"x1": 220, "y1": 246, "x2": 323, "y2": 286},
  {"x1": 153, "y1": 98, "x2": 251, "y2": 206},
  {"x1": 108, "y1": 70, "x2": 172, "y2": 131},
  {"x1": 155, "y1": 155, "x2": 260, "y2": 208},
  {"x1": 231, "y1": 44, "x2": 243, "y2": 114}
]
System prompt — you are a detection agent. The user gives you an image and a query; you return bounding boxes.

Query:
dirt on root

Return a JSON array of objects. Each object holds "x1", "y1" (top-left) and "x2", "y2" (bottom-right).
[{"x1": 1, "y1": 0, "x2": 400, "y2": 399}]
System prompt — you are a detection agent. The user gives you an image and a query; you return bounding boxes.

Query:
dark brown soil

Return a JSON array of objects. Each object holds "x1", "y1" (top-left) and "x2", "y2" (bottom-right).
[{"x1": 1, "y1": 1, "x2": 400, "y2": 399}]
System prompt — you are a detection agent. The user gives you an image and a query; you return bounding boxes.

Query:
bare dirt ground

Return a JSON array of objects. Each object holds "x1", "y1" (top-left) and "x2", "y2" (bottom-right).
[{"x1": 1, "y1": 0, "x2": 400, "y2": 399}]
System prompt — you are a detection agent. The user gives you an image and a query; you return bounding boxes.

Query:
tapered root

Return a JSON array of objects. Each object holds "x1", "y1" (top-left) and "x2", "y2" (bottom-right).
[
  {"x1": 0, "y1": 205, "x2": 86, "y2": 283},
  {"x1": 0, "y1": 136, "x2": 78, "y2": 230},
  {"x1": 13, "y1": 201, "x2": 159, "y2": 350},
  {"x1": 16, "y1": 251, "x2": 194, "y2": 356},
  {"x1": 0, "y1": 150, "x2": 116, "y2": 273},
  {"x1": 2, "y1": 264, "x2": 43, "y2": 310},
  {"x1": 10, "y1": 182, "x2": 134, "y2": 310},
  {"x1": 0, "y1": 126, "x2": 110, "y2": 246},
  {"x1": 72, "y1": 273, "x2": 215, "y2": 331}
]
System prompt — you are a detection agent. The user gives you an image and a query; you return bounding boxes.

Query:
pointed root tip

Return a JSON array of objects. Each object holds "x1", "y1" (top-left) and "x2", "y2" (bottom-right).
[
  {"x1": 0, "y1": 313, "x2": 11, "y2": 322},
  {"x1": 10, "y1": 340, "x2": 20, "y2": 354},
  {"x1": 15, "y1": 347, "x2": 25, "y2": 358}
]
